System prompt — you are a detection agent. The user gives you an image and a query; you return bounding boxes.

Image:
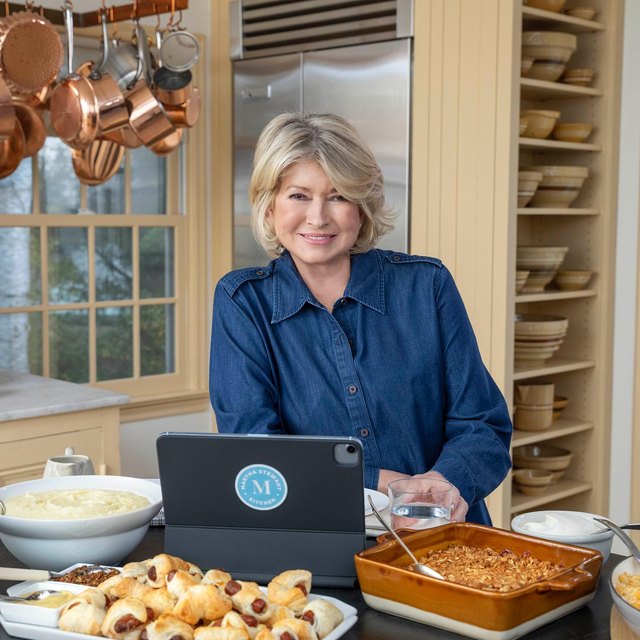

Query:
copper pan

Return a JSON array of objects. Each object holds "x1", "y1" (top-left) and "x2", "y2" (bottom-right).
[
  {"x1": 0, "y1": 8, "x2": 63, "y2": 97},
  {"x1": 150, "y1": 127, "x2": 182, "y2": 156},
  {"x1": 49, "y1": 6, "x2": 99, "y2": 150},
  {"x1": 13, "y1": 100, "x2": 45, "y2": 156},
  {"x1": 124, "y1": 21, "x2": 174, "y2": 147},
  {"x1": 154, "y1": 67, "x2": 192, "y2": 106},
  {"x1": 0, "y1": 116, "x2": 25, "y2": 179},
  {"x1": 71, "y1": 137, "x2": 125, "y2": 186},
  {"x1": 162, "y1": 85, "x2": 200, "y2": 128},
  {"x1": 0, "y1": 76, "x2": 14, "y2": 138},
  {"x1": 102, "y1": 124, "x2": 143, "y2": 149}
]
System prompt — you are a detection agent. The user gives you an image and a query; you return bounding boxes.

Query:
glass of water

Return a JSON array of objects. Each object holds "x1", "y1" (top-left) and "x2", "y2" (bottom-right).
[{"x1": 388, "y1": 478, "x2": 453, "y2": 530}]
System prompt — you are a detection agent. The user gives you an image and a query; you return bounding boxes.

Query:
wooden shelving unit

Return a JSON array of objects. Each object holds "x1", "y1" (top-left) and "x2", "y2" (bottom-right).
[{"x1": 509, "y1": 1, "x2": 622, "y2": 519}]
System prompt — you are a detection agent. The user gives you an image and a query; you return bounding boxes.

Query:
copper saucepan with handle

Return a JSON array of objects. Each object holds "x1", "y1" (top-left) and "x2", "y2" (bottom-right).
[
  {"x1": 85, "y1": 8, "x2": 128, "y2": 135},
  {"x1": 0, "y1": 116, "x2": 25, "y2": 179},
  {"x1": 49, "y1": 3, "x2": 99, "y2": 150},
  {"x1": 124, "y1": 20, "x2": 175, "y2": 147},
  {"x1": 13, "y1": 100, "x2": 46, "y2": 156},
  {"x1": 72, "y1": 137, "x2": 125, "y2": 186},
  {"x1": 0, "y1": 76, "x2": 15, "y2": 138}
]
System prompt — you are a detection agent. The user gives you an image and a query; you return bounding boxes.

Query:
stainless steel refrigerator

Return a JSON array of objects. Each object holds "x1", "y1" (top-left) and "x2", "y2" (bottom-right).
[{"x1": 232, "y1": 38, "x2": 412, "y2": 268}]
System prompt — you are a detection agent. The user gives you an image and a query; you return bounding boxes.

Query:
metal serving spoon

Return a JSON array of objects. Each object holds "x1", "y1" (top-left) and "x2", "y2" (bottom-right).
[
  {"x1": 589, "y1": 522, "x2": 640, "y2": 535},
  {"x1": 367, "y1": 494, "x2": 444, "y2": 580},
  {"x1": 0, "y1": 565, "x2": 109, "y2": 582},
  {"x1": 0, "y1": 589, "x2": 61, "y2": 603},
  {"x1": 593, "y1": 517, "x2": 640, "y2": 564}
]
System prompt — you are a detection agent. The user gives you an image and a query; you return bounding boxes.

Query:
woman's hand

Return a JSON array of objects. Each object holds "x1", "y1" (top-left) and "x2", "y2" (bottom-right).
[{"x1": 410, "y1": 470, "x2": 469, "y2": 522}]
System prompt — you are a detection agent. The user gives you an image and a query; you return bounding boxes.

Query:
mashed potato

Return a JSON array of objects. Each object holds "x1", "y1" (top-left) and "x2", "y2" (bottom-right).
[{"x1": 4, "y1": 489, "x2": 151, "y2": 519}]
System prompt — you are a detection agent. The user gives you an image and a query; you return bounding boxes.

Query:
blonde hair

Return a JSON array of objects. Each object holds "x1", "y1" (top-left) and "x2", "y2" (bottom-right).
[{"x1": 249, "y1": 112, "x2": 395, "y2": 257}]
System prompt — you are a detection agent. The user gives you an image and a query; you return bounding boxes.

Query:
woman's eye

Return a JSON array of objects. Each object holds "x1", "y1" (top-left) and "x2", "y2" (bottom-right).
[
  {"x1": 288, "y1": 192, "x2": 308, "y2": 200},
  {"x1": 330, "y1": 194, "x2": 348, "y2": 202}
]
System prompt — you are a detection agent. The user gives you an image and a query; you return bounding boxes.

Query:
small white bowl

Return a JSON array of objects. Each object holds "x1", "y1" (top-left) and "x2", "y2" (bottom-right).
[
  {"x1": 511, "y1": 510, "x2": 614, "y2": 562},
  {"x1": 0, "y1": 580, "x2": 88, "y2": 627},
  {"x1": 0, "y1": 476, "x2": 162, "y2": 570},
  {"x1": 610, "y1": 556, "x2": 640, "y2": 634}
]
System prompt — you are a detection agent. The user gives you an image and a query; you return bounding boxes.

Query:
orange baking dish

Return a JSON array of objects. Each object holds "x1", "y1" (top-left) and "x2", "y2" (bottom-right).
[{"x1": 354, "y1": 523, "x2": 602, "y2": 640}]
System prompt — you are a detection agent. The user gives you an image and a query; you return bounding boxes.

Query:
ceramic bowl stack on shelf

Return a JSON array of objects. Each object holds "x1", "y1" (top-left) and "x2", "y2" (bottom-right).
[
  {"x1": 553, "y1": 269, "x2": 593, "y2": 290},
  {"x1": 522, "y1": 165, "x2": 589, "y2": 208},
  {"x1": 512, "y1": 444, "x2": 574, "y2": 483},
  {"x1": 552, "y1": 122, "x2": 593, "y2": 143},
  {"x1": 565, "y1": 7, "x2": 597, "y2": 20},
  {"x1": 522, "y1": 31, "x2": 577, "y2": 82},
  {"x1": 514, "y1": 381, "x2": 555, "y2": 431},
  {"x1": 523, "y1": 0, "x2": 567, "y2": 13},
  {"x1": 561, "y1": 67, "x2": 595, "y2": 87},
  {"x1": 514, "y1": 313, "x2": 569, "y2": 367},
  {"x1": 520, "y1": 110, "x2": 560, "y2": 139},
  {"x1": 518, "y1": 170, "x2": 543, "y2": 207},
  {"x1": 512, "y1": 468, "x2": 554, "y2": 496},
  {"x1": 552, "y1": 395, "x2": 570, "y2": 420},
  {"x1": 515, "y1": 270, "x2": 530, "y2": 293},
  {"x1": 516, "y1": 245, "x2": 569, "y2": 293}
]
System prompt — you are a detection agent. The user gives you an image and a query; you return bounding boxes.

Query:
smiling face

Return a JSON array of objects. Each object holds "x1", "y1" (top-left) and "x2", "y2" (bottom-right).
[{"x1": 268, "y1": 159, "x2": 362, "y2": 276}]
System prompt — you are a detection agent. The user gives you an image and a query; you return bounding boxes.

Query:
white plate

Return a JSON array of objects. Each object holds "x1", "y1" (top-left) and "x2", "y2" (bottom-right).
[
  {"x1": 0, "y1": 586, "x2": 357, "y2": 640},
  {"x1": 364, "y1": 488, "x2": 388, "y2": 516}
]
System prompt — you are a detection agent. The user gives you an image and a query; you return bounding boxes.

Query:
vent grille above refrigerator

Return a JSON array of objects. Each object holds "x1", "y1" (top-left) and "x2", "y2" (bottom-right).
[{"x1": 230, "y1": 0, "x2": 413, "y2": 59}]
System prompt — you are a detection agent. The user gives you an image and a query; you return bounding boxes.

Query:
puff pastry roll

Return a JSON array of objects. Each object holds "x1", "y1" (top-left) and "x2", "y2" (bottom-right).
[
  {"x1": 254, "y1": 630, "x2": 276, "y2": 640},
  {"x1": 100, "y1": 575, "x2": 153, "y2": 601},
  {"x1": 219, "y1": 610, "x2": 263, "y2": 640},
  {"x1": 166, "y1": 569, "x2": 202, "y2": 598},
  {"x1": 172, "y1": 584, "x2": 233, "y2": 626},
  {"x1": 101, "y1": 597, "x2": 152, "y2": 640},
  {"x1": 67, "y1": 587, "x2": 107, "y2": 609},
  {"x1": 223, "y1": 580, "x2": 271, "y2": 622},
  {"x1": 266, "y1": 570, "x2": 312, "y2": 615},
  {"x1": 265, "y1": 605, "x2": 296, "y2": 627},
  {"x1": 122, "y1": 560, "x2": 152, "y2": 583},
  {"x1": 139, "y1": 613, "x2": 194, "y2": 640},
  {"x1": 300, "y1": 600, "x2": 343, "y2": 639},
  {"x1": 194, "y1": 626, "x2": 251, "y2": 640},
  {"x1": 187, "y1": 562, "x2": 204, "y2": 580},
  {"x1": 147, "y1": 554, "x2": 191, "y2": 588},
  {"x1": 270, "y1": 619, "x2": 318, "y2": 640},
  {"x1": 202, "y1": 569, "x2": 233, "y2": 591},
  {"x1": 58, "y1": 599, "x2": 106, "y2": 635},
  {"x1": 141, "y1": 587, "x2": 177, "y2": 618}
]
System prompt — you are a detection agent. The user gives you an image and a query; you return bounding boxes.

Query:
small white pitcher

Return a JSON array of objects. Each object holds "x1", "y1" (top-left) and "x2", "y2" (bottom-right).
[{"x1": 43, "y1": 447, "x2": 95, "y2": 478}]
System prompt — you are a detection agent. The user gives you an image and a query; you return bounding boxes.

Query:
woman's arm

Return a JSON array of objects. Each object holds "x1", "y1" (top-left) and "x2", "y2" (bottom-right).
[{"x1": 209, "y1": 282, "x2": 283, "y2": 434}]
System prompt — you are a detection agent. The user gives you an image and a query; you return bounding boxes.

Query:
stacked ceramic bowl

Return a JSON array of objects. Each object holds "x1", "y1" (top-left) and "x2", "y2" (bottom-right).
[
  {"x1": 516, "y1": 245, "x2": 569, "y2": 293},
  {"x1": 522, "y1": 165, "x2": 589, "y2": 208},
  {"x1": 515, "y1": 270, "x2": 530, "y2": 294},
  {"x1": 520, "y1": 110, "x2": 560, "y2": 139},
  {"x1": 514, "y1": 382, "x2": 554, "y2": 431},
  {"x1": 561, "y1": 67, "x2": 594, "y2": 87},
  {"x1": 523, "y1": 0, "x2": 566, "y2": 11},
  {"x1": 514, "y1": 314, "x2": 569, "y2": 367},
  {"x1": 522, "y1": 31, "x2": 577, "y2": 82},
  {"x1": 512, "y1": 444, "x2": 574, "y2": 482},
  {"x1": 518, "y1": 171, "x2": 543, "y2": 207}
]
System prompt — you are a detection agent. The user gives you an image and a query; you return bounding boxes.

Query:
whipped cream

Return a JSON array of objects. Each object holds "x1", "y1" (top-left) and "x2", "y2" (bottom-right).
[{"x1": 521, "y1": 513, "x2": 600, "y2": 537}]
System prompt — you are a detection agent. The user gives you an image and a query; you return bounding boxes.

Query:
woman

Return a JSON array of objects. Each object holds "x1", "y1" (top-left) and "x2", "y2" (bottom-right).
[{"x1": 210, "y1": 112, "x2": 512, "y2": 525}]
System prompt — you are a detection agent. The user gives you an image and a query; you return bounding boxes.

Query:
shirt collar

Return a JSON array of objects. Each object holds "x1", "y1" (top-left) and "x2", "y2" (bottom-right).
[{"x1": 271, "y1": 250, "x2": 386, "y2": 323}]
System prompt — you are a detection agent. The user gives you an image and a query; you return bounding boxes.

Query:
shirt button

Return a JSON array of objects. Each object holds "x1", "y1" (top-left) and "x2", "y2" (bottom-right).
[
  {"x1": 255, "y1": 269, "x2": 265, "y2": 276},
  {"x1": 360, "y1": 428, "x2": 369, "y2": 437},
  {"x1": 340, "y1": 298, "x2": 347, "y2": 304},
  {"x1": 392, "y1": 255, "x2": 401, "y2": 262},
  {"x1": 348, "y1": 385, "x2": 358, "y2": 394}
]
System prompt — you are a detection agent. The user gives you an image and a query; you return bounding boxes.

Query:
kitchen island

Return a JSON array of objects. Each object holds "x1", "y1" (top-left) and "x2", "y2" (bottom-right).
[{"x1": 0, "y1": 527, "x2": 625, "y2": 639}]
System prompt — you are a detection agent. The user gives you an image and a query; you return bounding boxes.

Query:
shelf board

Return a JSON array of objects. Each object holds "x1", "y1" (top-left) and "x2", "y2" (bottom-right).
[
  {"x1": 519, "y1": 137, "x2": 601, "y2": 152},
  {"x1": 516, "y1": 289, "x2": 597, "y2": 303},
  {"x1": 520, "y1": 78, "x2": 603, "y2": 100},
  {"x1": 513, "y1": 357, "x2": 595, "y2": 380},
  {"x1": 510, "y1": 477, "x2": 592, "y2": 513},
  {"x1": 521, "y1": 7, "x2": 604, "y2": 32},
  {"x1": 517, "y1": 207, "x2": 599, "y2": 215},
  {"x1": 512, "y1": 417, "x2": 594, "y2": 446}
]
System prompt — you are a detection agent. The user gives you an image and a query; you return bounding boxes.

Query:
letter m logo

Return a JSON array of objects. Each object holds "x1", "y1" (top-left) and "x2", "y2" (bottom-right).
[{"x1": 251, "y1": 479, "x2": 271, "y2": 495}]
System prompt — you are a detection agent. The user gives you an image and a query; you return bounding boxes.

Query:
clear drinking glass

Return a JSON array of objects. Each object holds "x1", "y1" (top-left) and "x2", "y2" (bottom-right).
[{"x1": 388, "y1": 477, "x2": 453, "y2": 530}]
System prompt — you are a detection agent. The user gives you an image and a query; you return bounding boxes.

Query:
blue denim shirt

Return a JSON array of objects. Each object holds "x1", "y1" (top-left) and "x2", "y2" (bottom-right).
[{"x1": 210, "y1": 249, "x2": 512, "y2": 525}]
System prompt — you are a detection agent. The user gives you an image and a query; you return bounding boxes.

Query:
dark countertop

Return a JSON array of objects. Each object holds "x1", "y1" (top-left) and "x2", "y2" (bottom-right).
[{"x1": 0, "y1": 527, "x2": 621, "y2": 639}]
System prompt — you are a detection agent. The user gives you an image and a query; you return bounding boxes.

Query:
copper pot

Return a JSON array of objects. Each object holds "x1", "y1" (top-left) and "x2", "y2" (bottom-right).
[
  {"x1": 0, "y1": 76, "x2": 14, "y2": 138},
  {"x1": 13, "y1": 100, "x2": 45, "y2": 156},
  {"x1": 72, "y1": 137, "x2": 125, "y2": 186},
  {"x1": 163, "y1": 85, "x2": 200, "y2": 128},
  {"x1": 0, "y1": 116, "x2": 25, "y2": 178},
  {"x1": 103, "y1": 124, "x2": 143, "y2": 149},
  {"x1": 124, "y1": 21, "x2": 174, "y2": 147},
  {"x1": 154, "y1": 67, "x2": 192, "y2": 106},
  {"x1": 0, "y1": 8, "x2": 63, "y2": 97},
  {"x1": 49, "y1": 6, "x2": 99, "y2": 150},
  {"x1": 150, "y1": 127, "x2": 182, "y2": 156}
]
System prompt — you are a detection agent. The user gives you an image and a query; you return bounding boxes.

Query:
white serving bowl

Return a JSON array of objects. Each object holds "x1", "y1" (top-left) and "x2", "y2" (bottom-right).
[
  {"x1": 610, "y1": 556, "x2": 640, "y2": 634},
  {"x1": 511, "y1": 510, "x2": 614, "y2": 562},
  {"x1": 0, "y1": 476, "x2": 162, "y2": 570}
]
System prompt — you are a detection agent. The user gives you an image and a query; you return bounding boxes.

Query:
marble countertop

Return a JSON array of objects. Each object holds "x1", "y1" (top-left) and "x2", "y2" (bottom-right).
[{"x1": 0, "y1": 370, "x2": 130, "y2": 422}]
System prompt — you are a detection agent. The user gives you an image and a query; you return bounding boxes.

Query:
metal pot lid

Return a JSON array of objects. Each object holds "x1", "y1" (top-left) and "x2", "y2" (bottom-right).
[
  {"x1": 0, "y1": 11, "x2": 63, "y2": 95},
  {"x1": 160, "y1": 30, "x2": 199, "y2": 72}
]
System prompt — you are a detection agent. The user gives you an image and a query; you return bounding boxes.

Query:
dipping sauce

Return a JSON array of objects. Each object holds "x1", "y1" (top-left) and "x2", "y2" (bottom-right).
[
  {"x1": 519, "y1": 513, "x2": 600, "y2": 536},
  {"x1": 3, "y1": 489, "x2": 150, "y2": 519},
  {"x1": 24, "y1": 591, "x2": 73, "y2": 608}
]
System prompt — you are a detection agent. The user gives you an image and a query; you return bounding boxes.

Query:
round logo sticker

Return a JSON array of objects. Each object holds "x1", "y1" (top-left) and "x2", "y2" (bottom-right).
[{"x1": 235, "y1": 464, "x2": 288, "y2": 511}]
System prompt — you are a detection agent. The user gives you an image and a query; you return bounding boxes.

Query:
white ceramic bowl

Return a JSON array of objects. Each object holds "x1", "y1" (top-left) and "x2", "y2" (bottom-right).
[
  {"x1": 610, "y1": 556, "x2": 640, "y2": 634},
  {"x1": 511, "y1": 510, "x2": 614, "y2": 562},
  {"x1": 0, "y1": 476, "x2": 162, "y2": 570}
]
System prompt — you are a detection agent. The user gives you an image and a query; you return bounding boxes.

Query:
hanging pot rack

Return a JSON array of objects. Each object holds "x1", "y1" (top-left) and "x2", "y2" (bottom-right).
[{"x1": 4, "y1": 0, "x2": 189, "y2": 28}]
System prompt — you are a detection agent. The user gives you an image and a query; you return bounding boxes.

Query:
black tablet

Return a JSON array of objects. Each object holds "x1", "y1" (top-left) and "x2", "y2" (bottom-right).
[{"x1": 156, "y1": 432, "x2": 366, "y2": 587}]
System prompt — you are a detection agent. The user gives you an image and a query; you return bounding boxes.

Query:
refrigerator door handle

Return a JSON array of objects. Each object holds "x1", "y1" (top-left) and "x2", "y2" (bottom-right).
[{"x1": 241, "y1": 85, "x2": 272, "y2": 102}]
